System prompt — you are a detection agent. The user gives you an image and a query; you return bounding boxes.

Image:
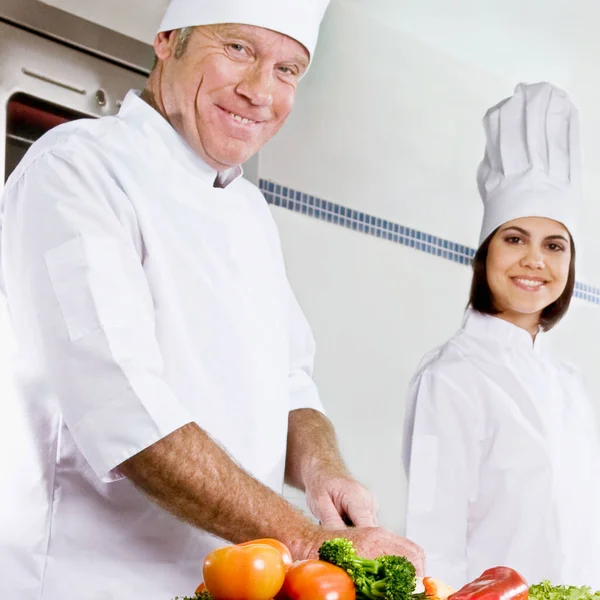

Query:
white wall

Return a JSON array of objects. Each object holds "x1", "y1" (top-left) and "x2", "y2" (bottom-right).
[{"x1": 265, "y1": 1, "x2": 600, "y2": 533}]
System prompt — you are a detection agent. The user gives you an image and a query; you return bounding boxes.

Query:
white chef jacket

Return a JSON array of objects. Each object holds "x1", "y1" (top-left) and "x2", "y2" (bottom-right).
[
  {"x1": 403, "y1": 309, "x2": 600, "y2": 589},
  {"x1": 0, "y1": 91, "x2": 324, "y2": 600}
]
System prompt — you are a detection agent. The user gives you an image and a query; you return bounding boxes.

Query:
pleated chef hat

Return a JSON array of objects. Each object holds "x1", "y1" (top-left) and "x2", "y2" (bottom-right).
[
  {"x1": 158, "y1": 0, "x2": 331, "y2": 61},
  {"x1": 477, "y1": 82, "x2": 582, "y2": 246}
]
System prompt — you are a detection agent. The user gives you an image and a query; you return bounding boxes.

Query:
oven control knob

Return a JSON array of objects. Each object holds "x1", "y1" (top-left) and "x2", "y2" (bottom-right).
[{"x1": 95, "y1": 89, "x2": 108, "y2": 107}]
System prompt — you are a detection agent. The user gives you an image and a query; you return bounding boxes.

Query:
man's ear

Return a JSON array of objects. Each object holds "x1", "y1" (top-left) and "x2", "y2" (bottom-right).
[{"x1": 154, "y1": 30, "x2": 177, "y2": 61}]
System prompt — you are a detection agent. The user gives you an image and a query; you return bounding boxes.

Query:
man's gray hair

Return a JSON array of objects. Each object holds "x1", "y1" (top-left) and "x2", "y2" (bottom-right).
[
  {"x1": 152, "y1": 26, "x2": 195, "y2": 71},
  {"x1": 174, "y1": 26, "x2": 195, "y2": 59}
]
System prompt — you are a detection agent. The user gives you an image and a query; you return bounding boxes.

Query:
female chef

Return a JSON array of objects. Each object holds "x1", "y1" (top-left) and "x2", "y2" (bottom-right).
[{"x1": 402, "y1": 82, "x2": 600, "y2": 588}]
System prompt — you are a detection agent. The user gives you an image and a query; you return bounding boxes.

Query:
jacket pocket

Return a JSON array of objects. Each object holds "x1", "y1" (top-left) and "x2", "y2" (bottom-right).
[{"x1": 44, "y1": 235, "x2": 141, "y2": 341}]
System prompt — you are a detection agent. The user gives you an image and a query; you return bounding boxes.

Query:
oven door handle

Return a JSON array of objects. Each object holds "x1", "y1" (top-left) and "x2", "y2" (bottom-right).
[{"x1": 21, "y1": 67, "x2": 87, "y2": 96}]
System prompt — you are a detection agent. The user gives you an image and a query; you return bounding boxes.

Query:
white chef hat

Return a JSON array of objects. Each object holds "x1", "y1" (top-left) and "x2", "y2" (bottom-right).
[
  {"x1": 477, "y1": 82, "x2": 582, "y2": 246},
  {"x1": 158, "y1": 0, "x2": 331, "y2": 61}
]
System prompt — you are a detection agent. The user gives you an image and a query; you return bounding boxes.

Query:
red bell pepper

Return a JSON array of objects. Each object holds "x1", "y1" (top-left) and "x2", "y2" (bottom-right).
[{"x1": 448, "y1": 567, "x2": 528, "y2": 600}]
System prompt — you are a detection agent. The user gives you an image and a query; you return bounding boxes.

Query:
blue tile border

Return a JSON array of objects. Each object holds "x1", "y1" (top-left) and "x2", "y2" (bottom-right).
[{"x1": 259, "y1": 178, "x2": 600, "y2": 306}]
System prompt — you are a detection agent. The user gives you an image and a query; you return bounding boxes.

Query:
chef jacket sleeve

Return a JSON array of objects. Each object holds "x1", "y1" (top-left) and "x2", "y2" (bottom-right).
[
  {"x1": 402, "y1": 369, "x2": 480, "y2": 588},
  {"x1": 1, "y1": 150, "x2": 193, "y2": 482},
  {"x1": 253, "y1": 184, "x2": 324, "y2": 416},
  {"x1": 286, "y1": 281, "x2": 325, "y2": 414}
]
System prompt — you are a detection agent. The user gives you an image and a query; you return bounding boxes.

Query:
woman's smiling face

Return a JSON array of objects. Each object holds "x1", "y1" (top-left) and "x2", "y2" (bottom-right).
[{"x1": 486, "y1": 216, "x2": 572, "y2": 323}]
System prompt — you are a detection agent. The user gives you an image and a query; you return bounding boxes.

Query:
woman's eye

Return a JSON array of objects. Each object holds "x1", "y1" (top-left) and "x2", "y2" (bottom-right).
[
  {"x1": 547, "y1": 243, "x2": 565, "y2": 252},
  {"x1": 505, "y1": 236, "x2": 522, "y2": 244}
]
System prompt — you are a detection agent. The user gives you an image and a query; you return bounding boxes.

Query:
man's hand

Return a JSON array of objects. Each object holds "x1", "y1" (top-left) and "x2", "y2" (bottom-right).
[
  {"x1": 289, "y1": 525, "x2": 426, "y2": 577},
  {"x1": 305, "y1": 473, "x2": 378, "y2": 528},
  {"x1": 284, "y1": 409, "x2": 425, "y2": 576},
  {"x1": 286, "y1": 410, "x2": 379, "y2": 528}
]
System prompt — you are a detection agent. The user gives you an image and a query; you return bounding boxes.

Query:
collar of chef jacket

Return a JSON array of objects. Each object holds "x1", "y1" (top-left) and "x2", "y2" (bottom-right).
[
  {"x1": 462, "y1": 307, "x2": 543, "y2": 353},
  {"x1": 118, "y1": 90, "x2": 243, "y2": 188}
]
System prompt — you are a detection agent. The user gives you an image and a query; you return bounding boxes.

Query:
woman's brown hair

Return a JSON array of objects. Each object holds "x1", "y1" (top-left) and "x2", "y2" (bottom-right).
[{"x1": 468, "y1": 228, "x2": 576, "y2": 331}]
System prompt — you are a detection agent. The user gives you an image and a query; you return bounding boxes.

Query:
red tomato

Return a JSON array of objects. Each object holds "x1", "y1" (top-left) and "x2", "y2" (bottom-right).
[
  {"x1": 203, "y1": 543, "x2": 286, "y2": 600},
  {"x1": 239, "y1": 539, "x2": 294, "y2": 570},
  {"x1": 280, "y1": 559, "x2": 356, "y2": 600}
]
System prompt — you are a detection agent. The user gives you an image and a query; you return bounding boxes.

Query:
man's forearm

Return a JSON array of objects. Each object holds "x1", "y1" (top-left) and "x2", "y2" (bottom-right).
[
  {"x1": 285, "y1": 408, "x2": 350, "y2": 490},
  {"x1": 120, "y1": 422, "x2": 319, "y2": 554}
]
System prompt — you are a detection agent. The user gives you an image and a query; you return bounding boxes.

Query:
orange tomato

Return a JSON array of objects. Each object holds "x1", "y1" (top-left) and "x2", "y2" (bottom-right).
[
  {"x1": 239, "y1": 538, "x2": 294, "y2": 570},
  {"x1": 203, "y1": 543, "x2": 286, "y2": 600},
  {"x1": 280, "y1": 559, "x2": 356, "y2": 600}
]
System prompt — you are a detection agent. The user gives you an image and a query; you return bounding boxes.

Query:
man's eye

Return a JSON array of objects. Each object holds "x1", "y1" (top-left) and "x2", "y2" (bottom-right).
[
  {"x1": 278, "y1": 66, "x2": 298, "y2": 76},
  {"x1": 228, "y1": 44, "x2": 246, "y2": 53}
]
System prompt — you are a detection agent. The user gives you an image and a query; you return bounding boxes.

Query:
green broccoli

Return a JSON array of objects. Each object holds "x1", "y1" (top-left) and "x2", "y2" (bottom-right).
[
  {"x1": 173, "y1": 591, "x2": 214, "y2": 600},
  {"x1": 318, "y1": 538, "x2": 417, "y2": 600},
  {"x1": 319, "y1": 537, "x2": 380, "y2": 577},
  {"x1": 363, "y1": 555, "x2": 417, "y2": 600}
]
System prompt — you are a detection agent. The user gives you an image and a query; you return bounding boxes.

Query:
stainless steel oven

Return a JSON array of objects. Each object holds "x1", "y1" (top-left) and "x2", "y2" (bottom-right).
[{"x1": 1, "y1": 0, "x2": 152, "y2": 184}]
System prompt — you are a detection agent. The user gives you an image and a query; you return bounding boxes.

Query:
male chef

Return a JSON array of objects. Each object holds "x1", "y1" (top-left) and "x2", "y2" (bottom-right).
[{"x1": 0, "y1": 1, "x2": 424, "y2": 598}]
